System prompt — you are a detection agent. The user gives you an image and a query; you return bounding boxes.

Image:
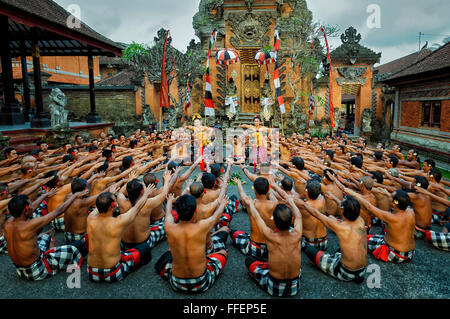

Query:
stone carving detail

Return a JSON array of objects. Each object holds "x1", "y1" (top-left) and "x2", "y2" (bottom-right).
[
  {"x1": 341, "y1": 26, "x2": 362, "y2": 45},
  {"x1": 226, "y1": 11, "x2": 274, "y2": 49},
  {"x1": 341, "y1": 27, "x2": 361, "y2": 64},
  {"x1": 48, "y1": 88, "x2": 69, "y2": 129},
  {"x1": 245, "y1": 0, "x2": 253, "y2": 11},
  {"x1": 260, "y1": 79, "x2": 274, "y2": 122},
  {"x1": 362, "y1": 108, "x2": 373, "y2": 133},
  {"x1": 331, "y1": 26, "x2": 381, "y2": 65},
  {"x1": 336, "y1": 67, "x2": 367, "y2": 86},
  {"x1": 225, "y1": 78, "x2": 239, "y2": 120}
]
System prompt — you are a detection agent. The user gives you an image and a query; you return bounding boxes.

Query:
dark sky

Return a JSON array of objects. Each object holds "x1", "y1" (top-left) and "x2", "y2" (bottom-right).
[{"x1": 54, "y1": 0, "x2": 450, "y2": 66}]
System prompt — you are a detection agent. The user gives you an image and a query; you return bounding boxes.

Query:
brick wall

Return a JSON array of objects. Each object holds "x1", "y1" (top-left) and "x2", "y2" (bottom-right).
[
  {"x1": 400, "y1": 100, "x2": 420, "y2": 128},
  {"x1": 440, "y1": 99, "x2": 450, "y2": 132},
  {"x1": 42, "y1": 88, "x2": 137, "y2": 123}
]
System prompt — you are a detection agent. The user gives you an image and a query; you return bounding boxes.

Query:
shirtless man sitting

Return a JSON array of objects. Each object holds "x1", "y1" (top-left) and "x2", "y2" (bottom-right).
[
  {"x1": 386, "y1": 174, "x2": 433, "y2": 238},
  {"x1": 398, "y1": 149, "x2": 421, "y2": 170},
  {"x1": 64, "y1": 177, "x2": 121, "y2": 253},
  {"x1": 321, "y1": 169, "x2": 344, "y2": 217},
  {"x1": 231, "y1": 177, "x2": 278, "y2": 260},
  {"x1": 119, "y1": 170, "x2": 175, "y2": 250},
  {"x1": 87, "y1": 184, "x2": 154, "y2": 283},
  {"x1": 186, "y1": 181, "x2": 231, "y2": 254},
  {"x1": 344, "y1": 185, "x2": 416, "y2": 264},
  {"x1": 298, "y1": 195, "x2": 367, "y2": 283},
  {"x1": 299, "y1": 179, "x2": 328, "y2": 251},
  {"x1": 242, "y1": 196, "x2": 303, "y2": 296},
  {"x1": 4, "y1": 191, "x2": 86, "y2": 281},
  {"x1": 155, "y1": 194, "x2": 229, "y2": 294}
]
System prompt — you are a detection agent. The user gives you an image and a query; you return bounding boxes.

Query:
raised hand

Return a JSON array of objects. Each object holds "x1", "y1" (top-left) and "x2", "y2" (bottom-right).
[
  {"x1": 128, "y1": 169, "x2": 139, "y2": 180},
  {"x1": 46, "y1": 188, "x2": 58, "y2": 198},
  {"x1": 163, "y1": 170, "x2": 174, "y2": 183},
  {"x1": 144, "y1": 184, "x2": 156, "y2": 197},
  {"x1": 167, "y1": 193, "x2": 175, "y2": 205},
  {"x1": 232, "y1": 177, "x2": 241, "y2": 185}
]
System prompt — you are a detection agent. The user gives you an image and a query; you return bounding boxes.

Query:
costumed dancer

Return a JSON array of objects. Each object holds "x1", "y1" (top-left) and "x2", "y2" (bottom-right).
[
  {"x1": 239, "y1": 115, "x2": 270, "y2": 173},
  {"x1": 186, "y1": 114, "x2": 214, "y2": 171}
]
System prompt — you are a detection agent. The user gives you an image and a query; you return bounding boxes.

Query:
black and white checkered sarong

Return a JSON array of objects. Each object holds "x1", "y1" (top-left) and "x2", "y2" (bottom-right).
[
  {"x1": 246, "y1": 257, "x2": 301, "y2": 297},
  {"x1": 313, "y1": 251, "x2": 366, "y2": 283},
  {"x1": 15, "y1": 234, "x2": 82, "y2": 281},
  {"x1": 231, "y1": 230, "x2": 268, "y2": 259},
  {"x1": 155, "y1": 250, "x2": 227, "y2": 293},
  {"x1": 367, "y1": 235, "x2": 415, "y2": 263},
  {"x1": 301, "y1": 235, "x2": 328, "y2": 251},
  {"x1": 415, "y1": 226, "x2": 450, "y2": 252},
  {"x1": 0, "y1": 234, "x2": 7, "y2": 254},
  {"x1": 88, "y1": 242, "x2": 151, "y2": 283}
]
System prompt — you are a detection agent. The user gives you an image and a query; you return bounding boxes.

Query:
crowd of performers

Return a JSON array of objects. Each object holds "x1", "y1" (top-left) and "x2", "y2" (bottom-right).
[{"x1": 0, "y1": 114, "x2": 448, "y2": 296}]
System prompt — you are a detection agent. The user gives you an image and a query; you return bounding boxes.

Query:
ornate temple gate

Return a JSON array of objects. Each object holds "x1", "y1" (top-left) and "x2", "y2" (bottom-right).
[{"x1": 240, "y1": 47, "x2": 261, "y2": 113}]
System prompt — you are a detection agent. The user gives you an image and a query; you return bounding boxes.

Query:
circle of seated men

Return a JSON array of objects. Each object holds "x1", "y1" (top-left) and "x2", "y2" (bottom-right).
[{"x1": 0, "y1": 129, "x2": 448, "y2": 297}]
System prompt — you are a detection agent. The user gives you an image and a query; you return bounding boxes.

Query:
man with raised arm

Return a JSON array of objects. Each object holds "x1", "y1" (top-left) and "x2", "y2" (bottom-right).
[
  {"x1": 155, "y1": 194, "x2": 229, "y2": 294},
  {"x1": 242, "y1": 196, "x2": 303, "y2": 296},
  {"x1": 340, "y1": 180, "x2": 416, "y2": 263},
  {"x1": 386, "y1": 174, "x2": 433, "y2": 238},
  {"x1": 168, "y1": 156, "x2": 203, "y2": 197},
  {"x1": 64, "y1": 176, "x2": 121, "y2": 250},
  {"x1": 297, "y1": 195, "x2": 367, "y2": 283},
  {"x1": 231, "y1": 177, "x2": 278, "y2": 260},
  {"x1": 86, "y1": 184, "x2": 154, "y2": 283},
  {"x1": 119, "y1": 170, "x2": 175, "y2": 250},
  {"x1": 4, "y1": 191, "x2": 86, "y2": 281}
]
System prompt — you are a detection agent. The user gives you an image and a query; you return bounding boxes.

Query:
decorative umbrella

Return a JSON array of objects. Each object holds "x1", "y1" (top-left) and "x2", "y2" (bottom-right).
[
  {"x1": 216, "y1": 48, "x2": 240, "y2": 66},
  {"x1": 254, "y1": 49, "x2": 276, "y2": 75},
  {"x1": 216, "y1": 48, "x2": 240, "y2": 82}
]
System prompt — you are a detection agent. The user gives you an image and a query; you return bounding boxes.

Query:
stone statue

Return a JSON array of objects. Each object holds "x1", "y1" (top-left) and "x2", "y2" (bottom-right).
[
  {"x1": 225, "y1": 78, "x2": 239, "y2": 120},
  {"x1": 362, "y1": 108, "x2": 373, "y2": 133},
  {"x1": 48, "y1": 88, "x2": 69, "y2": 129},
  {"x1": 142, "y1": 105, "x2": 155, "y2": 126},
  {"x1": 260, "y1": 79, "x2": 274, "y2": 122},
  {"x1": 167, "y1": 106, "x2": 178, "y2": 130}
]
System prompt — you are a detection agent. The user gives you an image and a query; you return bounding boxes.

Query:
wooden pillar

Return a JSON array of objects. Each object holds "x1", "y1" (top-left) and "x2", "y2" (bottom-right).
[
  {"x1": 0, "y1": 15, "x2": 25, "y2": 125},
  {"x1": 30, "y1": 29, "x2": 50, "y2": 128},
  {"x1": 20, "y1": 41, "x2": 31, "y2": 122},
  {"x1": 86, "y1": 52, "x2": 101, "y2": 123}
]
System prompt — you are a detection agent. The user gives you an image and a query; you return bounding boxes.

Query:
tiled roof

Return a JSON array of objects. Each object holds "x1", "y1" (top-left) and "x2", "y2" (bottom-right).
[
  {"x1": 385, "y1": 43, "x2": 450, "y2": 81},
  {"x1": 375, "y1": 49, "x2": 432, "y2": 76},
  {"x1": 97, "y1": 70, "x2": 136, "y2": 86},
  {"x1": 1, "y1": 0, "x2": 123, "y2": 56}
]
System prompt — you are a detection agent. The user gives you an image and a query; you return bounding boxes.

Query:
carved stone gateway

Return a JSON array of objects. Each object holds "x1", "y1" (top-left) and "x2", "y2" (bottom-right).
[{"x1": 192, "y1": 0, "x2": 313, "y2": 129}]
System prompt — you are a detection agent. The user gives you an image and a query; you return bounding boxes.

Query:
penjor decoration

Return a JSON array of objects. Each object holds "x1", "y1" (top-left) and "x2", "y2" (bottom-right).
[
  {"x1": 204, "y1": 29, "x2": 217, "y2": 117},
  {"x1": 319, "y1": 26, "x2": 335, "y2": 130},
  {"x1": 273, "y1": 26, "x2": 285, "y2": 115}
]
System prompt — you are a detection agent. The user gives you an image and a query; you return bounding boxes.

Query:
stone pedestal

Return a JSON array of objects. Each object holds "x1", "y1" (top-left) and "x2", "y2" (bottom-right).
[{"x1": 31, "y1": 116, "x2": 51, "y2": 128}]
